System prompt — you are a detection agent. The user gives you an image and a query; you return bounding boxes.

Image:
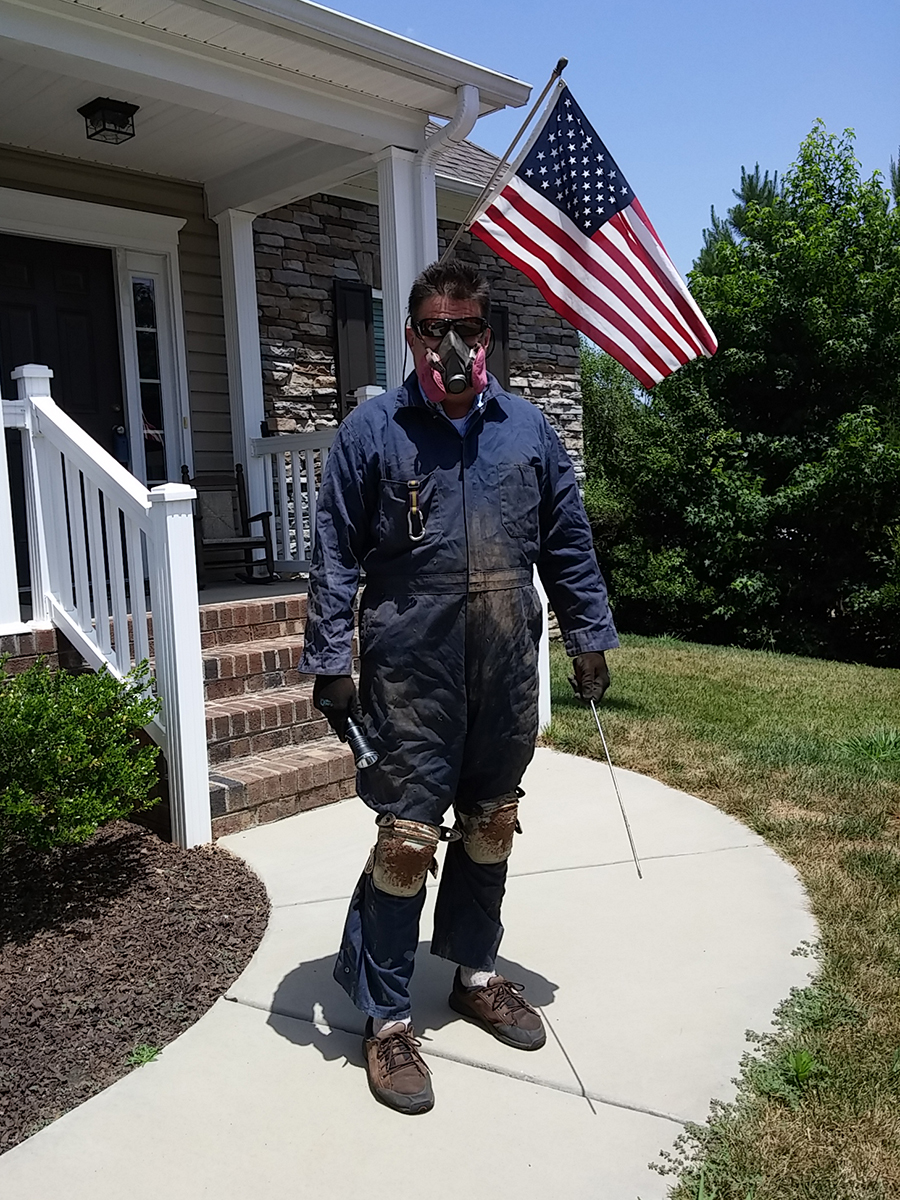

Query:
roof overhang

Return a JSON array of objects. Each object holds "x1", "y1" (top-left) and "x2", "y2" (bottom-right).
[{"x1": 0, "y1": 0, "x2": 529, "y2": 215}]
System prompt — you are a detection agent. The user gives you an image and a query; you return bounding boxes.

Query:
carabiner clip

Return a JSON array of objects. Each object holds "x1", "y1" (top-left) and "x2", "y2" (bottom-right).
[{"x1": 407, "y1": 479, "x2": 426, "y2": 542}]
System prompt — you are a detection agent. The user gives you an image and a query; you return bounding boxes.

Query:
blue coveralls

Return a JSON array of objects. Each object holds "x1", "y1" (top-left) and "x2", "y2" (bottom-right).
[{"x1": 299, "y1": 372, "x2": 618, "y2": 1019}]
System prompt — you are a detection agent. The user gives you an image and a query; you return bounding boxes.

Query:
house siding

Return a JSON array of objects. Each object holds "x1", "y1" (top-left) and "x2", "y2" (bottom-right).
[
  {"x1": 254, "y1": 193, "x2": 584, "y2": 478},
  {"x1": 0, "y1": 146, "x2": 231, "y2": 473}
]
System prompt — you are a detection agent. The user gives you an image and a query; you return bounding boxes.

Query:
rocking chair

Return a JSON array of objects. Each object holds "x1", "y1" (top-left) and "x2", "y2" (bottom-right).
[{"x1": 181, "y1": 463, "x2": 276, "y2": 587}]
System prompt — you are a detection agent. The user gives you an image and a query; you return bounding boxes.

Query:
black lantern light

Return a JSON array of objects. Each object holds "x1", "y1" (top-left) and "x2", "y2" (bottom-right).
[{"x1": 76, "y1": 97, "x2": 139, "y2": 145}]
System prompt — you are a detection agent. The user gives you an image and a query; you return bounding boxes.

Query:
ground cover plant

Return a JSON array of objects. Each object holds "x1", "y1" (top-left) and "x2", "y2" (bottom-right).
[{"x1": 544, "y1": 636, "x2": 900, "y2": 1198}]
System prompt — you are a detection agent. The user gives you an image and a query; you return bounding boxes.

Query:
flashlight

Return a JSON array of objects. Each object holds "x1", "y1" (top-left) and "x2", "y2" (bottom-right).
[{"x1": 345, "y1": 716, "x2": 378, "y2": 770}]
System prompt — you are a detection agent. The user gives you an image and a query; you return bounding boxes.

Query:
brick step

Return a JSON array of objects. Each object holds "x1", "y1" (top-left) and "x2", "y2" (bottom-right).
[
  {"x1": 205, "y1": 683, "x2": 329, "y2": 766},
  {"x1": 198, "y1": 595, "x2": 307, "y2": 650},
  {"x1": 202, "y1": 637, "x2": 306, "y2": 701},
  {"x1": 209, "y1": 740, "x2": 356, "y2": 836}
]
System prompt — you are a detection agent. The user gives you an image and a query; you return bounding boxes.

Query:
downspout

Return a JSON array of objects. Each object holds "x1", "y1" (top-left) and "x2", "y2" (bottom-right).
[{"x1": 416, "y1": 83, "x2": 480, "y2": 263}]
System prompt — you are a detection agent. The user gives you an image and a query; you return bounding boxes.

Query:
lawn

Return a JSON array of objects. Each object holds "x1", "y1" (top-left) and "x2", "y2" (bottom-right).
[{"x1": 544, "y1": 635, "x2": 900, "y2": 1200}]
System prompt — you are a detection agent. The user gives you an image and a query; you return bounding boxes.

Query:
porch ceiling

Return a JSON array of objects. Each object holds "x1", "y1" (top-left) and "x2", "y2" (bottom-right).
[{"x1": 0, "y1": 57, "x2": 307, "y2": 184}]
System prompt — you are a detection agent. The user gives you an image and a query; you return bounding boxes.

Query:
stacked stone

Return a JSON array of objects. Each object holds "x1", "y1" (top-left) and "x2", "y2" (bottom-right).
[
  {"x1": 254, "y1": 196, "x2": 380, "y2": 432},
  {"x1": 253, "y1": 196, "x2": 584, "y2": 478}
]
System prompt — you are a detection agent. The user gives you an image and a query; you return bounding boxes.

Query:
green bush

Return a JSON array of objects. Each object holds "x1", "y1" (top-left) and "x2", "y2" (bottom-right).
[{"x1": 0, "y1": 658, "x2": 161, "y2": 851}]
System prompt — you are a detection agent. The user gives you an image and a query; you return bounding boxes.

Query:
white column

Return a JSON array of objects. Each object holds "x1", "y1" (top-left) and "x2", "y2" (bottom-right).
[
  {"x1": 377, "y1": 147, "x2": 433, "y2": 388},
  {"x1": 12, "y1": 365, "x2": 54, "y2": 626},
  {"x1": 0, "y1": 399, "x2": 21, "y2": 630},
  {"x1": 147, "y1": 483, "x2": 211, "y2": 848},
  {"x1": 215, "y1": 209, "x2": 268, "y2": 516}
]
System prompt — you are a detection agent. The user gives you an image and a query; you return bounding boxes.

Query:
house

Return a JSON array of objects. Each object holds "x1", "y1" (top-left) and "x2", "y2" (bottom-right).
[{"x1": 0, "y1": 0, "x2": 562, "y2": 847}]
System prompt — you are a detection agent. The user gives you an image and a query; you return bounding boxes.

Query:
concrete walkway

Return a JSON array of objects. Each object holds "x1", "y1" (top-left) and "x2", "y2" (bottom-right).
[{"x1": 0, "y1": 748, "x2": 816, "y2": 1199}]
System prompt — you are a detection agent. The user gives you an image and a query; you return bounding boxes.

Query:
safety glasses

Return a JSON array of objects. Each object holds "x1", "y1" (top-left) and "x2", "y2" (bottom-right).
[{"x1": 413, "y1": 316, "x2": 489, "y2": 340}]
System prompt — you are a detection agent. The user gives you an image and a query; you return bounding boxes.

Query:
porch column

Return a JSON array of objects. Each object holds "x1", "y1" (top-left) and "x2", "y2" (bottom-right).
[
  {"x1": 0, "y1": 401, "x2": 22, "y2": 630},
  {"x1": 377, "y1": 148, "x2": 436, "y2": 388},
  {"x1": 214, "y1": 209, "x2": 268, "y2": 515}
]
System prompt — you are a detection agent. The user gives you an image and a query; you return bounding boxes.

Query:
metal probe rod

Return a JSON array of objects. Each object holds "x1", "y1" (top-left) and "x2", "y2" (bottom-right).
[{"x1": 590, "y1": 700, "x2": 643, "y2": 879}]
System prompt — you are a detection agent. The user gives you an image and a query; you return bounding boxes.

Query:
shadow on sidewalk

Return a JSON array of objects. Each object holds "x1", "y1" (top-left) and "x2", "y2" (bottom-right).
[{"x1": 267, "y1": 943, "x2": 558, "y2": 1068}]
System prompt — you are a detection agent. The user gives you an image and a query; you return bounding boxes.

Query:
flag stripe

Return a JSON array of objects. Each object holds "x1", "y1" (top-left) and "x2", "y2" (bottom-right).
[
  {"x1": 503, "y1": 176, "x2": 706, "y2": 359},
  {"x1": 598, "y1": 213, "x2": 707, "y2": 359},
  {"x1": 483, "y1": 198, "x2": 678, "y2": 379},
  {"x1": 493, "y1": 180, "x2": 700, "y2": 365},
  {"x1": 619, "y1": 202, "x2": 717, "y2": 355},
  {"x1": 472, "y1": 218, "x2": 662, "y2": 387}
]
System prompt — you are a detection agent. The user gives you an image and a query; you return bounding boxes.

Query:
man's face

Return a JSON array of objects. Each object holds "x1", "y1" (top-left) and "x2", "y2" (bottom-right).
[{"x1": 406, "y1": 294, "x2": 491, "y2": 405}]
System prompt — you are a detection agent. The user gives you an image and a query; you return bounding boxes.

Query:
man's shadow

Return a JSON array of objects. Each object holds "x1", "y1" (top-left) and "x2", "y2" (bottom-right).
[{"x1": 267, "y1": 943, "x2": 558, "y2": 1069}]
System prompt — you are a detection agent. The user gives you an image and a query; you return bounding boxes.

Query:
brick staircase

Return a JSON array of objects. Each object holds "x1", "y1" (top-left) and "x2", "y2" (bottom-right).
[{"x1": 198, "y1": 594, "x2": 356, "y2": 837}]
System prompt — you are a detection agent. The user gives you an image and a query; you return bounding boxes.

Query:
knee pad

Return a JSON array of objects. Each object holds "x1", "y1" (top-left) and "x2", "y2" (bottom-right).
[
  {"x1": 456, "y1": 791, "x2": 522, "y2": 864},
  {"x1": 365, "y1": 814, "x2": 442, "y2": 897}
]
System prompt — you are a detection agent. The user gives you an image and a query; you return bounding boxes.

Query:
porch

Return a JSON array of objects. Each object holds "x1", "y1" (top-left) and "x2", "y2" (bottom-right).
[{"x1": 0, "y1": 0, "x2": 537, "y2": 847}]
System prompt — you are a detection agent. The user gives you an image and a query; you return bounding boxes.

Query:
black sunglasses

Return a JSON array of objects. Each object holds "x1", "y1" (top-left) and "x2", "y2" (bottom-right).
[{"x1": 413, "y1": 317, "x2": 489, "y2": 340}]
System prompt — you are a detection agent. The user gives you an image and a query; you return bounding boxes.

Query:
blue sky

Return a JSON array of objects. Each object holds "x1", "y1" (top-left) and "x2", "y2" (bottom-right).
[{"x1": 332, "y1": 0, "x2": 899, "y2": 276}]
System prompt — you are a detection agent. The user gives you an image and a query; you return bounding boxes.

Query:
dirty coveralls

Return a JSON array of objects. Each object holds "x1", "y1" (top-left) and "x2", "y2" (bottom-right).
[{"x1": 299, "y1": 372, "x2": 618, "y2": 1019}]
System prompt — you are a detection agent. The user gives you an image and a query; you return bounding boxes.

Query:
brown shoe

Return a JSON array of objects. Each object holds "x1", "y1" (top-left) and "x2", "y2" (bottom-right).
[
  {"x1": 362, "y1": 1020, "x2": 434, "y2": 1114},
  {"x1": 448, "y1": 971, "x2": 546, "y2": 1050}
]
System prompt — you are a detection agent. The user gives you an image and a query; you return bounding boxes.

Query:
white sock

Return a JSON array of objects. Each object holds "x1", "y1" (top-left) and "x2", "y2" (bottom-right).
[
  {"x1": 460, "y1": 965, "x2": 496, "y2": 990},
  {"x1": 373, "y1": 1015, "x2": 411, "y2": 1036}
]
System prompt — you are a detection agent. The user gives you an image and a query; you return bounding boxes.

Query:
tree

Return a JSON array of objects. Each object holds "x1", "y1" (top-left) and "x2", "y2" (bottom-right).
[
  {"x1": 695, "y1": 163, "x2": 781, "y2": 274},
  {"x1": 584, "y1": 123, "x2": 900, "y2": 664}
]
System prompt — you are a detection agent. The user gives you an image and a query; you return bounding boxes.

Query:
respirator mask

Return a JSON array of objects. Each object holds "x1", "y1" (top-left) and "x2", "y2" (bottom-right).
[{"x1": 413, "y1": 316, "x2": 490, "y2": 404}]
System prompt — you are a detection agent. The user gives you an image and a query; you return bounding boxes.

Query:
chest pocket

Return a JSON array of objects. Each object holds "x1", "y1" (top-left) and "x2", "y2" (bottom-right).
[
  {"x1": 499, "y1": 462, "x2": 540, "y2": 542},
  {"x1": 378, "y1": 471, "x2": 440, "y2": 554}
]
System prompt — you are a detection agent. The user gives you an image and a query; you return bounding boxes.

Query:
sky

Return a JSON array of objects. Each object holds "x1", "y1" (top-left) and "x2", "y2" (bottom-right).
[{"x1": 329, "y1": 0, "x2": 899, "y2": 276}]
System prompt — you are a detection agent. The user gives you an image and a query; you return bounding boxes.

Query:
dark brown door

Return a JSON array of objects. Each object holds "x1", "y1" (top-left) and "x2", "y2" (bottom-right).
[
  {"x1": 0, "y1": 233, "x2": 126, "y2": 593},
  {"x1": 0, "y1": 232, "x2": 125, "y2": 450}
]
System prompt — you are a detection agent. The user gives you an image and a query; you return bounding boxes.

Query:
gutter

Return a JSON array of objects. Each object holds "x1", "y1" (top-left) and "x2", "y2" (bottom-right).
[{"x1": 176, "y1": 0, "x2": 531, "y2": 114}]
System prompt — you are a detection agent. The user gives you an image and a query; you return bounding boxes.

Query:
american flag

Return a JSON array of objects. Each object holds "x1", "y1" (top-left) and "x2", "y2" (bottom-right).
[{"x1": 471, "y1": 85, "x2": 717, "y2": 388}]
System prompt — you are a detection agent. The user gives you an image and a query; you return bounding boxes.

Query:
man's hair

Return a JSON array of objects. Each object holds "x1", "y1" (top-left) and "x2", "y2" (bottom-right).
[{"x1": 407, "y1": 259, "x2": 491, "y2": 322}]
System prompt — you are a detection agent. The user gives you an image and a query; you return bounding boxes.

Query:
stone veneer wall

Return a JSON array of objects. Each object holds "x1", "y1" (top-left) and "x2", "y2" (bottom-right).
[{"x1": 253, "y1": 195, "x2": 584, "y2": 477}]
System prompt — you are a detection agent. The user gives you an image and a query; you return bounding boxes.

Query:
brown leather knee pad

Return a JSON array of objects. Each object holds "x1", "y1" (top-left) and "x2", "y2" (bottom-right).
[
  {"x1": 456, "y1": 791, "x2": 521, "y2": 865},
  {"x1": 365, "y1": 814, "x2": 442, "y2": 897}
]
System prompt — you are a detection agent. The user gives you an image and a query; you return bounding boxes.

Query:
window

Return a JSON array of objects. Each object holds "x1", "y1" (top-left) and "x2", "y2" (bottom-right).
[
  {"x1": 132, "y1": 278, "x2": 167, "y2": 484},
  {"x1": 118, "y1": 250, "x2": 183, "y2": 483}
]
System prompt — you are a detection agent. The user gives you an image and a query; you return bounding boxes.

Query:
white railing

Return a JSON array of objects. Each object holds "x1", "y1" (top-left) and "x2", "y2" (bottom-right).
[
  {"x1": 251, "y1": 428, "x2": 337, "y2": 572},
  {"x1": 1, "y1": 365, "x2": 210, "y2": 848}
]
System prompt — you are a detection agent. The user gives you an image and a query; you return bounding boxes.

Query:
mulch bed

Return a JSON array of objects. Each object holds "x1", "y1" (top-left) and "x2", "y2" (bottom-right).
[{"x1": 0, "y1": 821, "x2": 269, "y2": 1154}]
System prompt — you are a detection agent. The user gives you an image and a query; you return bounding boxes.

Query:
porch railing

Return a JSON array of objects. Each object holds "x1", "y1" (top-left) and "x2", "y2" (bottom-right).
[
  {"x1": 251, "y1": 428, "x2": 337, "y2": 573},
  {"x1": 1, "y1": 365, "x2": 210, "y2": 848}
]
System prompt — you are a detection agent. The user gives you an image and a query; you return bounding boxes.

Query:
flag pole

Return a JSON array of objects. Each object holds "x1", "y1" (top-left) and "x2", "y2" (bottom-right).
[{"x1": 440, "y1": 56, "x2": 568, "y2": 264}]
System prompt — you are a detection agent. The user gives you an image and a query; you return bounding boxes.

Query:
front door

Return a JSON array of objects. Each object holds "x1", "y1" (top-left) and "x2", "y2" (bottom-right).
[
  {"x1": 0, "y1": 232, "x2": 125, "y2": 448},
  {"x1": 0, "y1": 233, "x2": 126, "y2": 591}
]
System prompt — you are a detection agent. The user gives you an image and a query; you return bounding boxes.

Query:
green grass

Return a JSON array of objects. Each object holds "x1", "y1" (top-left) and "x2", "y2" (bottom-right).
[{"x1": 544, "y1": 635, "x2": 900, "y2": 1199}]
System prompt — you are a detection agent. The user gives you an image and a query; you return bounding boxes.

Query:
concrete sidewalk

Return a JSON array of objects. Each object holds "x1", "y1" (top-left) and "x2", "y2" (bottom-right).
[{"x1": 0, "y1": 748, "x2": 816, "y2": 1199}]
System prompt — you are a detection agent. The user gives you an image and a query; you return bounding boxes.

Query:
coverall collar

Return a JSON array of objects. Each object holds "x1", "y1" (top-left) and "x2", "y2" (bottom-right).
[{"x1": 399, "y1": 371, "x2": 509, "y2": 420}]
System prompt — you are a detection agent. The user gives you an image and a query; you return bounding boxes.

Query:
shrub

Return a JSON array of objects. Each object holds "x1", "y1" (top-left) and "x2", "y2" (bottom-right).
[{"x1": 0, "y1": 659, "x2": 161, "y2": 851}]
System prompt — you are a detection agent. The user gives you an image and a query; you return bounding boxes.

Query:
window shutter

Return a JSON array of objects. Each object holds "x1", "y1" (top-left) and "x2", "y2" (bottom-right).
[
  {"x1": 489, "y1": 305, "x2": 511, "y2": 390},
  {"x1": 334, "y1": 280, "x2": 376, "y2": 419},
  {"x1": 372, "y1": 295, "x2": 388, "y2": 389}
]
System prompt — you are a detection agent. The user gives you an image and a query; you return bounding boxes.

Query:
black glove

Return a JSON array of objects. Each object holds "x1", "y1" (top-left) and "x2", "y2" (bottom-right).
[
  {"x1": 312, "y1": 674, "x2": 359, "y2": 741},
  {"x1": 568, "y1": 652, "x2": 610, "y2": 703}
]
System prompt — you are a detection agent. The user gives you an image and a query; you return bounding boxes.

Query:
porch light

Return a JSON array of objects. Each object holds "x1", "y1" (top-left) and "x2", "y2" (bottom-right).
[{"x1": 76, "y1": 97, "x2": 139, "y2": 145}]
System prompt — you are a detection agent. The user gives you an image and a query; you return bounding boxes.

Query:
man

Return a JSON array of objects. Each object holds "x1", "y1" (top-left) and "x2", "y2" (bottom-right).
[{"x1": 299, "y1": 260, "x2": 617, "y2": 1114}]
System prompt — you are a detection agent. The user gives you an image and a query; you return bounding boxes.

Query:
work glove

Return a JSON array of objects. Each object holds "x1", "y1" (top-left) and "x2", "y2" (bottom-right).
[
  {"x1": 312, "y1": 674, "x2": 359, "y2": 741},
  {"x1": 568, "y1": 652, "x2": 610, "y2": 704}
]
